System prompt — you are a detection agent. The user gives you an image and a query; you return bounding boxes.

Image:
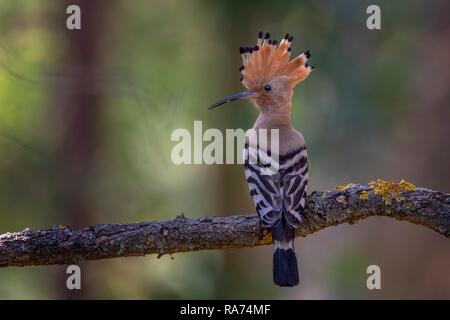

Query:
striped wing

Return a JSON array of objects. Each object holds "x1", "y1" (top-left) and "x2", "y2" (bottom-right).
[
  {"x1": 245, "y1": 160, "x2": 283, "y2": 227},
  {"x1": 281, "y1": 148, "x2": 308, "y2": 227},
  {"x1": 244, "y1": 145, "x2": 308, "y2": 229}
]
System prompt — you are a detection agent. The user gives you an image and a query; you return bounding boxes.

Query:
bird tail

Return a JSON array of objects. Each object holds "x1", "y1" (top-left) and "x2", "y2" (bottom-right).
[{"x1": 271, "y1": 219, "x2": 299, "y2": 287}]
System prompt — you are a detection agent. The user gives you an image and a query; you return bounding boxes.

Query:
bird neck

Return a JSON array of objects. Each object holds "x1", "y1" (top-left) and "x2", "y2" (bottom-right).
[{"x1": 254, "y1": 102, "x2": 292, "y2": 130}]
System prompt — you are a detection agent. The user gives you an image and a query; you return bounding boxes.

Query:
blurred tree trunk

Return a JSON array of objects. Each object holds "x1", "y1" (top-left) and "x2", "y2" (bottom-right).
[{"x1": 51, "y1": 0, "x2": 110, "y2": 299}]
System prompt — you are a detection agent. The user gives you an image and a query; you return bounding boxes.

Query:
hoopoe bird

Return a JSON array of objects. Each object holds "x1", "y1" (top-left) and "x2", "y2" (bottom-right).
[{"x1": 209, "y1": 31, "x2": 313, "y2": 287}]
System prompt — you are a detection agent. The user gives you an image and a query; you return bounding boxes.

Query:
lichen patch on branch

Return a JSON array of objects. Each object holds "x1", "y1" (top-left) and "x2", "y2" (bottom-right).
[
  {"x1": 359, "y1": 190, "x2": 369, "y2": 200},
  {"x1": 335, "y1": 183, "x2": 355, "y2": 191},
  {"x1": 369, "y1": 179, "x2": 416, "y2": 205}
]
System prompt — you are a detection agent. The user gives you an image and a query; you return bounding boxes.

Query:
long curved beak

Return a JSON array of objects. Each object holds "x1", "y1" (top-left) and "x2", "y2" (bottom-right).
[{"x1": 208, "y1": 91, "x2": 256, "y2": 110}]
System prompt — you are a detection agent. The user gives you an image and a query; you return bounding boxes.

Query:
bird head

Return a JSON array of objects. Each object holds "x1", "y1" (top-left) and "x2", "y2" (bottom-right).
[{"x1": 209, "y1": 32, "x2": 313, "y2": 111}]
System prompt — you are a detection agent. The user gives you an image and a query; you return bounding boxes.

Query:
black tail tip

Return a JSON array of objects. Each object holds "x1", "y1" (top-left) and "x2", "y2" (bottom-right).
[{"x1": 273, "y1": 248, "x2": 299, "y2": 287}]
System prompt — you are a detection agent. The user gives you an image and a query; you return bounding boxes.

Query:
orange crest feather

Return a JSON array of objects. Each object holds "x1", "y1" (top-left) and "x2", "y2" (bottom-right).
[{"x1": 239, "y1": 32, "x2": 313, "y2": 91}]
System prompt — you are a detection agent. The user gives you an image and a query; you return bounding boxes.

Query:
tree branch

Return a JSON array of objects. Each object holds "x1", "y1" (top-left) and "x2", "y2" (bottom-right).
[{"x1": 1, "y1": 180, "x2": 449, "y2": 267}]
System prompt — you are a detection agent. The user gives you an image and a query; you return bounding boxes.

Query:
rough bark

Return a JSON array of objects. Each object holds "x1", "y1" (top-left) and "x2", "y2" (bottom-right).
[{"x1": 0, "y1": 181, "x2": 449, "y2": 267}]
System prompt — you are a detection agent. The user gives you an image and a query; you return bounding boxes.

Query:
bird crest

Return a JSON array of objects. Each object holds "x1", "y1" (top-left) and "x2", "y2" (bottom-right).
[{"x1": 239, "y1": 32, "x2": 313, "y2": 92}]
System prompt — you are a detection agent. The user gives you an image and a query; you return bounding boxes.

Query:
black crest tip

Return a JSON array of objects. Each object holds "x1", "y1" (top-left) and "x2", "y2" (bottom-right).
[
  {"x1": 254, "y1": 45, "x2": 259, "y2": 51},
  {"x1": 239, "y1": 47, "x2": 245, "y2": 54},
  {"x1": 258, "y1": 31, "x2": 264, "y2": 39},
  {"x1": 287, "y1": 47, "x2": 292, "y2": 52},
  {"x1": 272, "y1": 40, "x2": 278, "y2": 45},
  {"x1": 305, "y1": 50, "x2": 311, "y2": 59},
  {"x1": 264, "y1": 32, "x2": 270, "y2": 39},
  {"x1": 284, "y1": 33, "x2": 290, "y2": 40},
  {"x1": 288, "y1": 36, "x2": 294, "y2": 42}
]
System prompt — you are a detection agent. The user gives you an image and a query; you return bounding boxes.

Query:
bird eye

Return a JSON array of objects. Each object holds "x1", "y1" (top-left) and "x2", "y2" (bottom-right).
[{"x1": 264, "y1": 84, "x2": 272, "y2": 92}]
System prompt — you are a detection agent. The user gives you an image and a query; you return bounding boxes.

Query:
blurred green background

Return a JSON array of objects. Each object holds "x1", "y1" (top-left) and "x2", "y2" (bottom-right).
[{"x1": 0, "y1": 0, "x2": 449, "y2": 299}]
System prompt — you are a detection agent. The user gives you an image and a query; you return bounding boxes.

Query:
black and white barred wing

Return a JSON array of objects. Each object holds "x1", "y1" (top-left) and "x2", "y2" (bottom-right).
[
  {"x1": 243, "y1": 145, "x2": 308, "y2": 229},
  {"x1": 244, "y1": 149, "x2": 283, "y2": 228},
  {"x1": 280, "y1": 147, "x2": 308, "y2": 228}
]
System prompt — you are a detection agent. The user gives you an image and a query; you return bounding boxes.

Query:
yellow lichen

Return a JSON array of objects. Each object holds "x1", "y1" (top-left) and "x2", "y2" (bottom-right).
[
  {"x1": 405, "y1": 203, "x2": 413, "y2": 210},
  {"x1": 359, "y1": 190, "x2": 369, "y2": 200},
  {"x1": 335, "y1": 183, "x2": 355, "y2": 191},
  {"x1": 399, "y1": 179, "x2": 416, "y2": 191},
  {"x1": 368, "y1": 179, "x2": 416, "y2": 205},
  {"x1": 259, "y1": 230, "x2": 273, "y2": 245}
]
